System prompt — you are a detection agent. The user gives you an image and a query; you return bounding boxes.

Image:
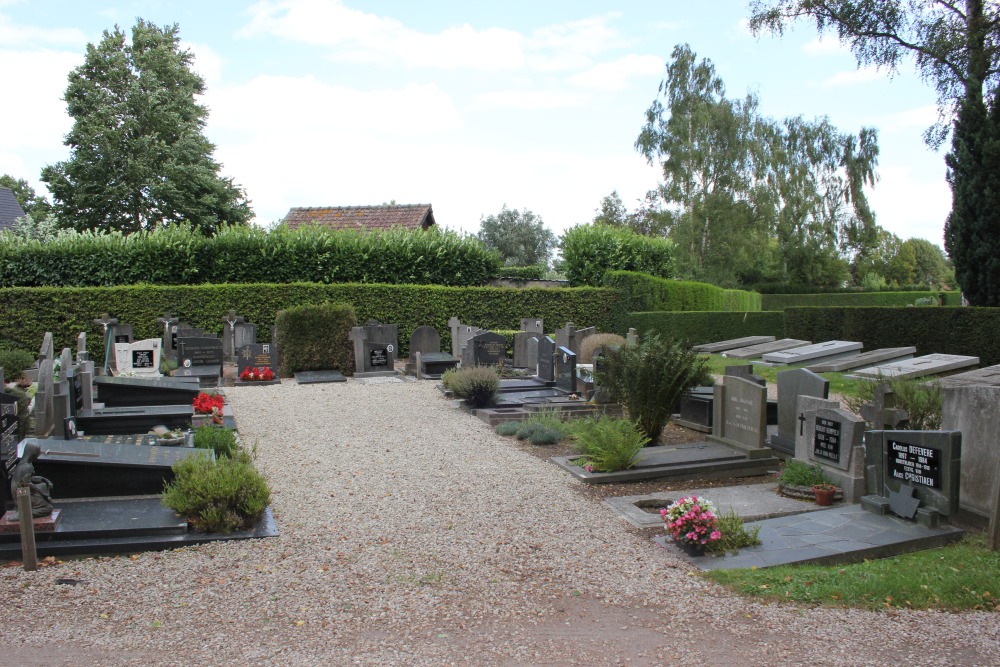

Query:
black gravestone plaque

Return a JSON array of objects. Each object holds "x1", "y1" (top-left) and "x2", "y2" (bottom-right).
[
  {"x1": 132, "y1": 349, "x2": 154, "y2": 369},
  {"x1": 114, "y1": 334, "x2": 130, "y2": 344},
  {"x1": 236, "y1": 344, "x2": 278, "y2": 376},
  {"x1": 178, "y1": 337, "x2": 223, "y2": 368},
  {"x1": 71, "y1": 373, "x2": 84, "y2": 413},
  {"x1": 813, "y1": 417, "x2": 841, "y2": 462},
  {"x1": 370, "y1": 348, "x2": 388, "y2": 367},
  {"x1": 887, "y1": 439, "x2": 941, "y2": 488}
]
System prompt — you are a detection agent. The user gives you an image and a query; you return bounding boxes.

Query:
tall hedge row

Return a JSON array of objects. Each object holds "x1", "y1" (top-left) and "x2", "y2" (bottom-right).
[
  {"x1": 0, "y1": 225, "x2": 501, "y2": 288},
  {"x1": 604, "y1": 271, "x2": 761, "y2": 313},
  {"x1": 275, "y1": 302, "x2": 357, "y2": 376},
  {"x1": 761, "y1": 291, "x2": 962, "y2": 310},
  {"x1": 0, "y1": 282, "x2": 623, "y2": 365},
  {"x1": 560, "y1": 224, "x2": 675, "y2": 286},
  {"x1": 784, "y1": 307, "x2": 1000, "y2": 366},
  {"x1": 626, "y1": 311, "x2": 786, "y2": 347}
]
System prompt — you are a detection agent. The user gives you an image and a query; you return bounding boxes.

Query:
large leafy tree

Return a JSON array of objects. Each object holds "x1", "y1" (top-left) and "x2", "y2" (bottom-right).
[
  {"x1": 749, "y1": 0, "x2": 1000, "y2": 303},
  {"x1": 42, "y1": 19, "x2": 251, "y2": 235},
  {"x1": 592, "y1": 189, "x2": 673, "y2": 237},
  {"x1": 476, "y1": 205, "x2": 555, "y2": 267}
]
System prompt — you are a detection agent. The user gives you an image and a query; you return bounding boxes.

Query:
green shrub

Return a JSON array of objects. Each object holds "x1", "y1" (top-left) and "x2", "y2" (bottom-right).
[
  {"x1": 847, "y1": 376, "x2": 943, "y2": 431},
  {"x1": 445, "y1": 366, "x2": 499, "y2": 408},
  {"x1": 274, "y1": 302, "x2": 356, "y2": 376},
  {"x1": 778, "y1": 460, "x2": 832, "y2": 487},
  {"x1": 497, "y1": 265, "x2": 546, "y2": 280},
  {"x1": 0, "y1": 224, "x2": 501, "y2": 288},
  {"x1": 605, "y1": 271, "x2": 761, "y2": 312},
  {"x1": 706, "y1": 510, "x2": 762, "y2": 555},
  {"x1": 571, "y1": 418, "x2": 649, "y2": 472},
  {"x1": 515, "y1": 421, "x2": 547, "y2": 440},
  {"x1": 193, "y1": 425, "x2": 239, "y2": 459},
  {"x1": 162, "y1": 452, "x2": 271, "y2": 534},
  {"x1": 495, "y1": 421, "x2": 521, "y2": 436},
  {"x1": 761, "y1": 291, "x2": 952, "y2": 310},
  {"x1": 0, "y1": 349, "x2": 34, "y2": 381},
  {"x1": 561, "y1": 225, "x2": 674, "y2": 286},
  {"x1": 528, "y1": 427, "x2": 563, "y2": 446},
  {"x1": 595, "y1": 333, "x2": 707, "y2": 442},
  {"x1": 627, "y1": 311, "x2": 785, "y2": 348}
]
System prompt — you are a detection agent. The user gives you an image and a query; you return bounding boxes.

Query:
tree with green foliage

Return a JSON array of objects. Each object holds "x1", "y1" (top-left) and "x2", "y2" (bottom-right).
[
  {"x1": 0, "y1": 175, "x2": 51, "y2": 216},
  {"x1": 593, "y1": 189, "x2": 673, "y2": 237},
  {"x1": 41, "y1": 19, "x2": 251, "y2": 235},
  {"x1": 476, "y1": 204, "x2": 555, "y2": 268},
  {"x1": 749, "y1": 1, "x2": 1000, "y2": 303}
]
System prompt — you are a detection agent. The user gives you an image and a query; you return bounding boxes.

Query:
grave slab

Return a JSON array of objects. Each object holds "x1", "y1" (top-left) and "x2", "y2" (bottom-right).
[
  {"x1": 414, "y1": 351, "x2": 459, "y2": 379},
  {"x1": 294, "y1": 370, "x2": 347, "y2": 384},
  {"x1": 73, "y1": 404, "x2": 194, "y2": 435},
  {"x1": 761, "y1": 340, "x2": 863, "y2": 365},
  {"x1": 723, "y1": 339, "x2": 811, "y2": 360},
  {"x1": 95, "y1": 376, "x2": 200, "y2": 408},
  {"x1": 933, "y1": 363, "x2": 1000, "y2": 389},
  {"x1": 853, "y1": 353, "x2": 979, "y2": 380},
  {"x1": 806, "y1": 347, "x2": 916, "y2": 373},
  {"x1": 692, "y1": 336, "x2": 776, "y2": 354}
]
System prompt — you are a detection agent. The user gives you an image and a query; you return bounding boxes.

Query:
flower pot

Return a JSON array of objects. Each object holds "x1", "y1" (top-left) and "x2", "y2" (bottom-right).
[
  {"x1": 677, "y1": 540, "x2": 706, "y2": 557},
  {"x1": 813, "y1": 485, "x2": 837, "y2": 506},
  {"x1": 191, "y1": 414, "x2": 211, "y2": 429}
]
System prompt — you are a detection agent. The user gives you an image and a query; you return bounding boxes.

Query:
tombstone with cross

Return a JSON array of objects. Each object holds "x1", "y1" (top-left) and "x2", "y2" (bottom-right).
[{"x1": 157, "y1": 313, "x2": 179, "y2": 362}]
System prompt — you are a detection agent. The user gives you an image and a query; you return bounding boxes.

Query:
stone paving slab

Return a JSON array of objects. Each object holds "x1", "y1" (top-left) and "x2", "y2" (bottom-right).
[
  {"x1": 604, "y1": 482, "x2": 820, "y2": 529},
  {"x1": 653, "y1": 504, "x2": 963, "y2": 570}
]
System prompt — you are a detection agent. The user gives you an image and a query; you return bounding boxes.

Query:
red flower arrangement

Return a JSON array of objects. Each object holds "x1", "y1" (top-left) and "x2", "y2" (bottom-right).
[
  {"x1": 239, "y1": 366, "x2": 275, "y2": 382},
  {"x1": 192, "y1": 392, "x2": 225, "y2": 415}
]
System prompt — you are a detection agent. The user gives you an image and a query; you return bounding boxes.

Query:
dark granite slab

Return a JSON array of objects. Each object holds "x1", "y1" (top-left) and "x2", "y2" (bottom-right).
[
  {"x1": 295, "y1": 370, "x2": 347, "y2": 384},
  {"x1": 95, "y1": 376, "x2": 200, "y2": 408},
  {"x1": 73, "y1": 405, "x2": 194, "y2": 435}
]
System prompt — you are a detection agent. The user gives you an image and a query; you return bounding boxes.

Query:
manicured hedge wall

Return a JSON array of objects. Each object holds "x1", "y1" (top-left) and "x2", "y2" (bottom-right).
[
  {"x1": 275, "y1": 302, "x2": 356, "y2": 376},
  {"x1": 604, "y1": 271, "x2": 761, "y2": 313},
  {"x1": 561, "y1": 225, "x2": 675, "y2": 286},
  {"x1": 784, "y1": 307, "x2": 1000, "y2": 366},
  {"x1": 626, "y1": 311, "x2": 786, "y2": 347},
  {"x1": 0, "y1": 282, "x2": 623, "y2": 365},
  {"x1": 497, "y1": 265, "x2": 546, "y2": 280},
  {"x1": 0, "y1": 225, "x2": 500, "y2": 288},
  {"x1": 761, "y1": 291, "x2": 961, "y2": 310}
]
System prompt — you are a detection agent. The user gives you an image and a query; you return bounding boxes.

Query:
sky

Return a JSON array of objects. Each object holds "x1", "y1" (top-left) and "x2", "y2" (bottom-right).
[{"x1": 0, "y1": 0, "x2": 950, "y2": 246}]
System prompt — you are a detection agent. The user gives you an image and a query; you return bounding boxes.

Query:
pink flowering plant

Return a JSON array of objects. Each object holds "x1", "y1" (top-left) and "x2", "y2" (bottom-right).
[{"x1": 661, "y1": 495, "x2": 722, "y2": 546}]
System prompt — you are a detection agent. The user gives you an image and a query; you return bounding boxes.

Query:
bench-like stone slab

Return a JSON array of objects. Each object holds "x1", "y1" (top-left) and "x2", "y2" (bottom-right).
[
  {"x1": 933, "y1": 364, "x2": 1000, "y2": 389},
  {"x1": 806, "y1": 347, "x2": 916, "y2": 373},
  {"x1": 723, "y1": 339, "x2": 811, "y2": 360},
  {"x1": 761, "y1": 340, "x2": 863, "y2": 365},
  {"x1": 692, "y1": 336, "x2": 775, "y2": 353},
  {"x1": 853, "y1": 354, "x2": 979, "y2": 380}
]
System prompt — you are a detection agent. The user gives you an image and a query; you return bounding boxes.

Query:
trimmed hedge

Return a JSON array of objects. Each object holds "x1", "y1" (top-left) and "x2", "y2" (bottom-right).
[
  {"x1": 0, "y1": 282, "x2": 624, "y2": 366},
  {"x1": 497, "y1": 265, "x2": 546, "y2": 280},
  {"x1": 761, "y1": 291, "x2": 961, "y2": 310},
  {"x1": 0, "y1": 225, "x2": 501, "y2": 288},
  {"x1": 784, "y1": 307, "x2": 1000, "y2": 366},
  {"x1": 561, "y1": 224, "x2": 674, "y2": 286},
  {"x1": 753, "y1": 283, "x2": 947, "y2": 294},
  {"x1": 626, "y1": 311, "x2": 786, "y2": 347},
  {"x1": 605, "y1": 271, "x2": 761, "y2": 313},
  {"x1": 275, "y1": 302, "x2": 356, "y2": 375}
]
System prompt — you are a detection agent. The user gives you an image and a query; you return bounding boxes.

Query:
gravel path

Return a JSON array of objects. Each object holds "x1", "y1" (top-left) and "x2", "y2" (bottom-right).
[{"x1": 3, "y1": 381, "x2": 999, "y2": 666}]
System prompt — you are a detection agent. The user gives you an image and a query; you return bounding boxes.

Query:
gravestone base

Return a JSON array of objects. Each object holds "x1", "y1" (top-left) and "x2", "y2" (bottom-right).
[
  {"x1": 861, "y1": 495, "x2": 890, "y2": 515},
  {"x1": 233, "y1": 379, "x2": 282, "y2": 387},
  {"x1": 353, "y1": 370, "x2": 399, "y2": 379},
  {"x1": 294, "y1": 370, "x2": 347, "y2": 384},
  {"x1": 174, "y1": 365, "x2": 221, "y2": 388},
  {"x1": 0, "y1": 509, "x2": 62, "y2": 533}
]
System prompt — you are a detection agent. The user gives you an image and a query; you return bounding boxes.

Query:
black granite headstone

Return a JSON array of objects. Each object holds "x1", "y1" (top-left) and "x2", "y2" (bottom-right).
[
  {"x1": 236, "y1": 344, "x2": 278, "y2": 377},
  {"x1": 178, "y1": 337, "x2": 223, "y2": 372},
  {"x1": 555, "y1": 346, "x2": 576, "y2": 393},
  {"x1": 467, "y1": 332, "x2": 507, "y2": 367},
  {"x1": 536, "y1": 336, "x2": 555, "y2": 382}
]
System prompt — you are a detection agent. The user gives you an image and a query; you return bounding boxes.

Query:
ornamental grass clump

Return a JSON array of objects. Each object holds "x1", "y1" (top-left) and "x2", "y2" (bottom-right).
[
  {"x1": 443, "y1": 366, "x2": 499, "y2": 408},
  {"x1": 661, "y1": 495, "x2": 721, "y2": 547},
  {"x1": 162, "y1": 452, "x2": 271, "y2": 534},
  {"x1": 495, "y1": 421, "x2": 521, "y2": 436},
  {"x1": 193, "y1": 425, "x2": 239, "y2": 459},
  {"x1": 571, "y1": 417, "x2": 649, "y2": 472},
  {"x1": 595, "y1": 332, "x2": 706, "y2": 443},
  {"x1": 706, "y1": 509, "x2": 762, "y2": 555}
]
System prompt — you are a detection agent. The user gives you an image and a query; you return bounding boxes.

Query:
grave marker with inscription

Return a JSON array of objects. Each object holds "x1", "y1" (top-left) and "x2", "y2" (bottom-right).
[
  {"x1": 350, "y1": 323, "x2": 400, "y2": 377},
  {"x1": 795, "y1": 406, "x2": 866, "y2": 502},
  {"x1": 768, "y1": 368, "x2": 829, "y2": 456},
  {"x1": 709, "y1": 376, "x2": 769, "y2": 457}
]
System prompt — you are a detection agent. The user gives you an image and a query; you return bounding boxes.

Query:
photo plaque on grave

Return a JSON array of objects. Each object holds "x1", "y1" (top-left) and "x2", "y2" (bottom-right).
[{"x1": 812, "y1": 416, "x2": 842, "y2": 463}]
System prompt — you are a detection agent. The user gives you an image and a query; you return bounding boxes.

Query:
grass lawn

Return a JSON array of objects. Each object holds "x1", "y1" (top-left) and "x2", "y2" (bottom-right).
[
  {"x1": 700, "y1": 353, "x2": 862, "y2": 397},
  {"x1": 705, "y1": 534, "x2": 1000, "y2": 611}
]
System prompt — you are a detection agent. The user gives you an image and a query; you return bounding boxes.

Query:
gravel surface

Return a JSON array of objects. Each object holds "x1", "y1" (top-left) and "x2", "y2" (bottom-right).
[{"x1": 3, "y1": 380, "x2": 999, "y2": 666}]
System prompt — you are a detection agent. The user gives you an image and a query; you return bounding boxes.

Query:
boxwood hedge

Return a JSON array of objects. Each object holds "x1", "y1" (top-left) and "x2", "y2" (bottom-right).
[
  {"x1": 604, "y1": 271, "x2": 761, "y2": 312},
  {"x1": 627, "y1": 311, "x2": 786, "y2": 347}
]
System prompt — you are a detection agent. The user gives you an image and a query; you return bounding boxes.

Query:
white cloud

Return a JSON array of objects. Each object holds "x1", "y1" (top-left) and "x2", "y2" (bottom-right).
[
  {"x1": 803, "y1": 36, "x2": 849, "y2": 57},
  {"x1": 0, "y1": 13, "x2": 86, "y2": 46},
  {"x1": 824, "y1": 65, "x2": 884, "y2": 87},
  {"x1": 183, "y1": 41, "x2": 223, "y2": 86},
  {"x1": 876, "y1": 105, "x2": 939, "y2": 133},
  {"x1": 241, "y1": 1, "x2": 624, "y2": 73},
  {"x1": 0, "y1": 48, "x2": 79, "y2": 151},
  {"x1": 569, "y1": 54, "x2": 663, "y2": 92},
  {"x1": 469, "y1": 89, "x2": 589, "y2": 111},
  {"x1": 867, "y1": 164, "x2": 950, "y2": 246}
]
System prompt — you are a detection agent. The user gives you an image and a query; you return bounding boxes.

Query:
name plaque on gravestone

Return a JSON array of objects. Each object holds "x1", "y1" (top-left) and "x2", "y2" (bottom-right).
[
  {"x1": 179, "y1": 338, "x2": 223, "y2": 368},
  {"x1": 236, "y1": 344, "x2": 278, "y2": 376},
  {"x1": 114, "y1": 334, "x2": 130, "y2": 344},
  {"x1": 133, "y1": 349, "x2": 154, "y2": 369},
  {"x1": 887, "y1": 439, "x2": 941, "y2": 489},
  {"x1": 370, "y1": 348, "x2": 388, "y2": 367},
  {"x1": 813, "y1": 417, "x2": 842, "y2": 462}
]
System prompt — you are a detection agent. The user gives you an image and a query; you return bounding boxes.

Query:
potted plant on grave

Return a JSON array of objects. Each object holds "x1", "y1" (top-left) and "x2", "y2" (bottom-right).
[
  {"x1": 812, "y1": 483, "x2": 838, "y2": 507},
  {"x1": 661, "y1": 495, "x2": 722, "y2": 557},
  {"x1": 192, "y1": 392, "x2": 225, "y2": 428}
]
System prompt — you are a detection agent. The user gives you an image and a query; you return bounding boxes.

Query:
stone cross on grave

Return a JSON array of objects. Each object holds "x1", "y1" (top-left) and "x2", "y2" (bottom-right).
[
  {"x1": 93, "y1": 314, "x2": 118, "y2": 374},
  {"x1": 222, "y1": 310, "x2": 245, "y2": 363},
  {"x1": 157, "y1": 313, "x2": 179, "y2": 361}
]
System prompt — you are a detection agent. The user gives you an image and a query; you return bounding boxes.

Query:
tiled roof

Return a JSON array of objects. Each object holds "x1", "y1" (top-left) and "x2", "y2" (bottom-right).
[
  {"x1": 0, "y1": 188, "x2": 26, "y2": 230},
  {"x1": 282, "y1": 204, "x2": 436, "y2": 232}
]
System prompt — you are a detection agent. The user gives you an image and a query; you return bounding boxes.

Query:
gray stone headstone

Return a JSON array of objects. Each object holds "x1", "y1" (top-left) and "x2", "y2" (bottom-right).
[
  {"x1": 222, "y1": 311, "x2": 246, "y2": 362},
  {"x1": 692, "y1": 335, "x2": 776, "y2": 354},
  {"x1": 761, "y1": 340, "x2": 863, "y2": 365},
  {"x1": 626, "y1": 328, "x2": 639, "y2": 346},
  {"x1": 448, "y1": 317, "x2": 482, "y2": 359},
  {"x1": 555, "y1": 346, "x2": 577, "y2": 394},
  {"x1": 520, "y1": 318, "x2": 544, "y2": 334},
  {"x1": 178, "y1": 337, "x2": 223, "y2": 374},
  {"x1": 942, "y1": 385, "x2": 1000, "y2": 518},
  {"x1": 34, "y1": 358, "x2": 54, "y2": 437},
  {"x1": 571, "y1": 326, "x2": 596, "y2": 356},
  {"x1": 409, "y1": 326, "x2": 441, "y2": 357},
  {"x1": 799, "y1": 406, "x2": 866, "y2": 502},
  {"x1": 157, "y1": 313, "x2": 179, "y2": 361},
  {"x1": 555, "y1": 323, "x2": 575, "y2": 354},
  {"x1": 525, "y1": 337, "x2": 539, "y2": 376},
  {"x1": 861, "y1": 382, "x2": 910, "y2": 430},
  {"x1": 770, "y1": 368, "x2": 829, "y2": 455},
  {"x1": 76, "y1": 332, "x2": 88, "y2": 364},
  {"x1": 806, "y1": 347, "x2": 916, "y2": 373},
  {"x1": 724, "y1": 338, "x2": 811, "y2": 360},
  {"x1": 512, "y1": 332, "x2": 538, "y2": 368},
  {"x1": 39, "y1": 332, "x2": 54, "y2": 363},
  {"x1": 536, "y1": 336, "x2": 555, "y2": 382},
  {"x1": 710, "y1": 376, "x2": 768, "y2": 456},
  {"x1": 350, "y1": 323, "x2": 399, "y2": 374},
  {"x1": 234, "y1": 322, "x2": 257, "y2": 351},
  {"x1": 935, "y1": 364, "x2": 1000, "y2": 389}
]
